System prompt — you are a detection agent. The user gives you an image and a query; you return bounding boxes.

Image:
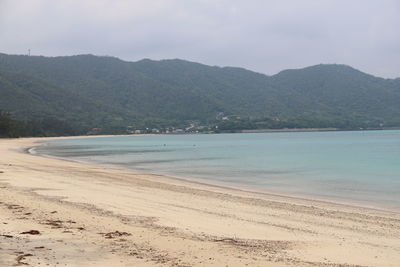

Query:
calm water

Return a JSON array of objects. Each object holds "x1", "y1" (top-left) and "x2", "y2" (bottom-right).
[{"x1": 35, "y1": 131, "x2": 400, "y2": 210}]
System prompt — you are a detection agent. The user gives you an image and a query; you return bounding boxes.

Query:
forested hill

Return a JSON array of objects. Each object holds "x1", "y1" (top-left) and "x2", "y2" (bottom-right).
[{"x1": 0, "y1": 53, "x2": 399, "y2": 136}]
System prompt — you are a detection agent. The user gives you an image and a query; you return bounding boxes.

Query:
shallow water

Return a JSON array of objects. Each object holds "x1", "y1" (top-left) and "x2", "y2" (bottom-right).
[{"x1": 35, "y1": 130, "x2": 400, "y2": 210}]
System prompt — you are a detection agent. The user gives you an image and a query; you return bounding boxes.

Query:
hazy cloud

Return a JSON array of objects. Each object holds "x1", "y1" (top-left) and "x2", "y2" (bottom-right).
[{"x1": 0, "y1": 0, "x2": 399, "y2": 77}]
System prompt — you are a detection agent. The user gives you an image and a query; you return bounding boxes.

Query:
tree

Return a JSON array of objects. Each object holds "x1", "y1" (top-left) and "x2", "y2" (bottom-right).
[{"x1": 0, "y1": 111, "x2": 20, "y2": 137}]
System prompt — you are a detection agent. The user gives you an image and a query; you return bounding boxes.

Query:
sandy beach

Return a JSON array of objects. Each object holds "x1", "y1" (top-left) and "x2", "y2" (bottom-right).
[{"x1": 1, "y1": 137, "x2": 400, "y2": 267}]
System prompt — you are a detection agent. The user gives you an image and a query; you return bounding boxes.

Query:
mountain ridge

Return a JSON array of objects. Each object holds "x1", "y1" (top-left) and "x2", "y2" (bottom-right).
[
  {"x1": 1, "y1": 53, "x2": 399, "y2": 135},
  {"x1": 2, "y1": 52, "x2": 397, "y2": 79}
]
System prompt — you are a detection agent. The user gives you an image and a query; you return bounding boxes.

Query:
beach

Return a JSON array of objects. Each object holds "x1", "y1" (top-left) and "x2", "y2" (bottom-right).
[{"x1": 1, "y1": 137, "x2": 400, "y2": 267}]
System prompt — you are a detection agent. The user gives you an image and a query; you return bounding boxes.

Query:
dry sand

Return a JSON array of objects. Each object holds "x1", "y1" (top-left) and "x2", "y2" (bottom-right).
[{"x1": 0, "y1": 137, "x2": 399, "y2": 267}]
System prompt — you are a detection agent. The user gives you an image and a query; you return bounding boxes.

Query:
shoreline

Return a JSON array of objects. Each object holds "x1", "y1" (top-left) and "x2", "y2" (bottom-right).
[
  {"x1": 1, "y1": 136, "x2": 400, "y2": 266},
  {"x1": 240, "y1": 127, "x2": 400, "y2": 134},
  {"x1": 30, "y1": 136, "x2": 400, "y2": 215}
]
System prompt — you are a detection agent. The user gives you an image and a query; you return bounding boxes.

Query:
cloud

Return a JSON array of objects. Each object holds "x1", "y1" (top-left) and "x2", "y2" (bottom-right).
[{"x1": 0, "y1": 0, "x2": 399, "y2": 78}]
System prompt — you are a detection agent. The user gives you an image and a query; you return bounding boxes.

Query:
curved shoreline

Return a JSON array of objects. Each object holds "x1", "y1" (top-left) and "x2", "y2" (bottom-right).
[
  {"x1": 1, "y1": 136, "x2": 400, "y2": 266},
  {"x1": 29, "y1": 137, "x2": 400, "y2": 215}
]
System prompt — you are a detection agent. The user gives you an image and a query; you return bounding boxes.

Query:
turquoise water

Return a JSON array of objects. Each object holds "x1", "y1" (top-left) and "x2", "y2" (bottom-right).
[{"x1": 35, "y1": 131, "x2": 400, "y2": 210}]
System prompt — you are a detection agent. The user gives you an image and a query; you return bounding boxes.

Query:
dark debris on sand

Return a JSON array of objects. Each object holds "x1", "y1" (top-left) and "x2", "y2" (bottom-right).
[
  {"x1": 15, "y1": 253, "x2": 33, "y2": 265},
  {"x1": 20, "y1": 230, "x2": 40, "y2": 235},
  {"x1": 102, "y1": 231, "x2": 132, "y2": 239}
]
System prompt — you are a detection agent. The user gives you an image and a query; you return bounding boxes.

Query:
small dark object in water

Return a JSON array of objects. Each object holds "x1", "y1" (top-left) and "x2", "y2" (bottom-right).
[{"x1": 20, "y1": 230, "x2": 40, "y2": 235}]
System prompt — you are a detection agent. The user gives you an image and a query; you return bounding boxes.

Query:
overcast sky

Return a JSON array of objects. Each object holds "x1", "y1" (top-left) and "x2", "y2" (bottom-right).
[{"x1": 0, "y1": 0, "x2": 399, "y2": 78}]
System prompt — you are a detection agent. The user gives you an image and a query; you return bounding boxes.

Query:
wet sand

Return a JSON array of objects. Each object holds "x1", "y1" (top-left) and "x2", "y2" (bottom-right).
[{"x1": 1, "y1": 137, "x2": 400, "y2": 266}]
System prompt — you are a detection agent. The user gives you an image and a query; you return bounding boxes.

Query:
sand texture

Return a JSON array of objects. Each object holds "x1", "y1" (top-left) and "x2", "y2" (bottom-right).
[{"x1": 1, "y1": 137, "x2": 400, "y2": 267}]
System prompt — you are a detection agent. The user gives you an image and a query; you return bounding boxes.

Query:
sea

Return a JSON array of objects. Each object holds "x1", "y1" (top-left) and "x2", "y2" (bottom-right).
[{"x1": 33, "y1": 130, "x2": 400, "y2": 211}]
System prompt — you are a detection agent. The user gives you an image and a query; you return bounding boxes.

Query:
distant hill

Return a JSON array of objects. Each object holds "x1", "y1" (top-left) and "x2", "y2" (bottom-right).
[{"x1": 0, "y1": 53, "x2": 399, "y2": 135}]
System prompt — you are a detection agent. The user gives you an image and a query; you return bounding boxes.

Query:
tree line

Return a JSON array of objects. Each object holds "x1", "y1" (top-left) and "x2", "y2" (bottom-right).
[{"x1": 0, "y1": 111, "x2": 83, "y2": 138}]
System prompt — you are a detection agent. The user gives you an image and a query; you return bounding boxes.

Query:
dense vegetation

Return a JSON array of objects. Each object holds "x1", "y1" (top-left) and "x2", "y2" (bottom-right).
[{"x1": 0, "y1": 53, "x2": 399, "y2": 137}]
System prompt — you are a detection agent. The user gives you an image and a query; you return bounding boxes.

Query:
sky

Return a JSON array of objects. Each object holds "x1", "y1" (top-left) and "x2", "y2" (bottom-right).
[{"x1": 0, "y1": 0, "x2": 399, "y2": 78}]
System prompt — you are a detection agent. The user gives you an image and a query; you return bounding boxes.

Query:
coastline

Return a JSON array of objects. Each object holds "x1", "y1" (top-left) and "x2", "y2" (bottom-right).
[
  {"x1": 31, "y1": 135, "x2": 400, "y2": 215},
  {"x1": 30, "y1": 141, "x2": 400, "y2": 215},
  {"x1": 240, "y1": 127, "x2": 400, "y2": 134},
  {"x1": 1, "y1": 136, "x2": 400, "y2": 266}
]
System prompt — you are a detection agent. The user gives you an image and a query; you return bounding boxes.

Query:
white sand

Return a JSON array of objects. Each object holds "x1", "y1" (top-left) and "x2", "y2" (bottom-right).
[{"x1": 1, "y1": 137, "x2": 399, "y2": 266}]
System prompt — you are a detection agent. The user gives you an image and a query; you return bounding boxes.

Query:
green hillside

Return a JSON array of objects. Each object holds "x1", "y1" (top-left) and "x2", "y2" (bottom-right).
[{"x1": 0, "y1": 53, "x2": 399, "y2": 136}]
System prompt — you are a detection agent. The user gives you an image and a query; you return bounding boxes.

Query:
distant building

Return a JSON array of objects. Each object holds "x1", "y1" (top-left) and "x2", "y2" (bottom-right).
[{"x1": 216, "y1": 112, "x2": 225, "y2": 120}]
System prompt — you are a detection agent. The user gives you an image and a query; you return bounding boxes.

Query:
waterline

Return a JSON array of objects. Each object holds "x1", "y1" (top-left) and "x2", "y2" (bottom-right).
[{"x1": 34, "y1": 131, "x2": 400, "y2": 211}]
